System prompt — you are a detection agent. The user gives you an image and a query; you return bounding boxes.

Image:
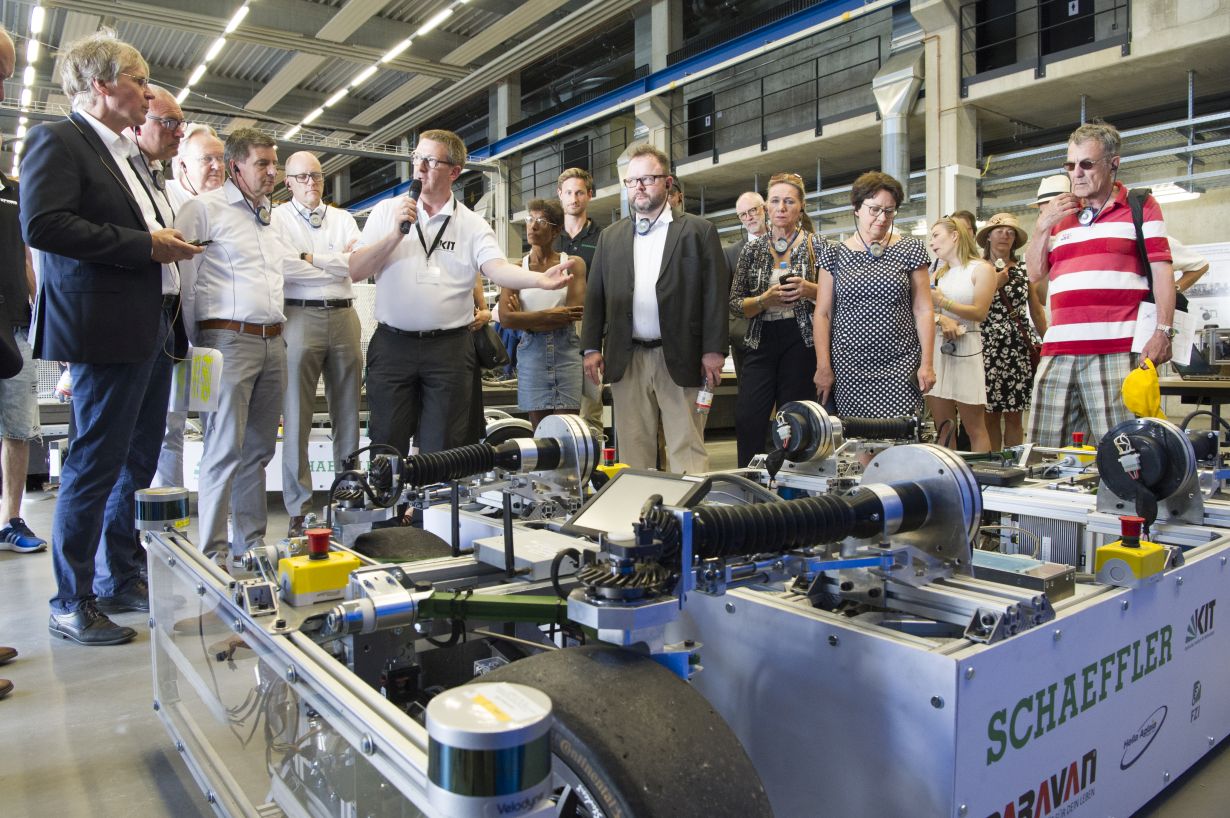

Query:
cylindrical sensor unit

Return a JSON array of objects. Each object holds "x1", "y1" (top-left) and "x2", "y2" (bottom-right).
[
  {"x1": 426, "y1": 682, "x2": 553, "y2": 817},
  {"x1": 135, "y1": 487, "x2": 190, "y2": 532}
]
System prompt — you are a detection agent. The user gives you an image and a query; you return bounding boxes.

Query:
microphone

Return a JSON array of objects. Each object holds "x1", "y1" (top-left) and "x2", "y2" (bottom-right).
[{"x1": 400, "y1": 179, "x2": 422, "y2": 235}]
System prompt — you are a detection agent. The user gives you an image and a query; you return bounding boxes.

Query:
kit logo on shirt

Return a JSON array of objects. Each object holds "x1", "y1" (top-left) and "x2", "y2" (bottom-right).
[{"x1": 439, "y1": 239, "x2": 456, "y2": 252}]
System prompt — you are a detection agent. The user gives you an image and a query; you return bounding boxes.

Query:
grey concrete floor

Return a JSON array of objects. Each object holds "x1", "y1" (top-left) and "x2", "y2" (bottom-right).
[{"x1": 0, "y1": 435, "x2": 1226, "y2": 817}]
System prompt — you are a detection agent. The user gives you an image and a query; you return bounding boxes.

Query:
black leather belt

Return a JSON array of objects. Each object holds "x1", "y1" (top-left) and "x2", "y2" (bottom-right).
[
  {"x1": 161, "y1": 294, "x2": 178, "y2": 309},
  {"x1": 378, "y1": 322, "x2": 466, "y2": 339},
  {"x1": 632, "y1": 338, "x2": 663, "y2": 349},
  {"x1": 285, "y1": 298, "x2": 354, "y2": 309}
]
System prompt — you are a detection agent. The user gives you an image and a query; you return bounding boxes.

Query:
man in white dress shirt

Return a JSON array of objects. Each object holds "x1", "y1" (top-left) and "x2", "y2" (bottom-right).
[
  {"x1": 271, "y1": 151, "x2": 362, "y2": 536},
  {"x1": 350, "y1": 128, "x2": 573, "y2": 455},
  {"x1": 176, "y1": 129, "x2": 344, "y2": 565}
]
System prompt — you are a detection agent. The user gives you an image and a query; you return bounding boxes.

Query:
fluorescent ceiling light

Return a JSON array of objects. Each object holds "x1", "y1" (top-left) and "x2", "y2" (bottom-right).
[
  {"x1": 20, "y1": 88, "x2": 32, "y2": 107},
  {"x1": 416, "y1": 8, "x2": 453, "y2": 36},
  {"x1": 381, "y1": 38, "x2": 412, "y2": 63},
  {"x1": 1150, "y1": 181, "x2": 1201, "y2": 204},
  {"x1": 350, "y1": 65, "x2": 378, "y2": 86},
  {"x1": 188, "y1": 64, "x2": 207, "y2": 85},
  {"x1": 30, "y1": 6, "x2": 46, "y2": 35},
  {"x1": 13, "y1": 141, "x2": 23, "y2": 155},
  {"x1": 26, "y1": 40, "x2": 40, "y2": 63},
  {"x1": 205, "y1": 38, "x2": 227, "y2": 62},
  {"x1": 284, "y1": 125, "x2": 301, "y2": 140},
  {"x1": 23, "y1": 66, "x2": 35, "y2": 86},
  {"x1": 303, "y1": 107, "x2": 324, "y2": 124},
  {"x1": 324, "y1": 88, "x2": 348, "y2": 107},
  {"x1": 18, "y1": 116, "x2": 27, "y2": 125},
  {"x1": 16, "y1": 125, "x2": 27, "y2": 138},
  {"x1": 176, "y1": 87, "x2": 191, "y2": 104},
  {"x1": 224, "y1": 5, "x2": 249, "y2": 34}
]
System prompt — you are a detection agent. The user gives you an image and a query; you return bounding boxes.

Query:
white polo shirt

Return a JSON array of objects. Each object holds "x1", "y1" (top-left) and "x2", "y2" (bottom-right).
[
  {"x1": 271, "y1": 200, "x2": 360, "y2": 300},
  {"x1": 357, "y1": 193, "x2": 504, "y2": 332},
  {"x1": 175, "y1": 180, "x2": 345, "y2": 343}
]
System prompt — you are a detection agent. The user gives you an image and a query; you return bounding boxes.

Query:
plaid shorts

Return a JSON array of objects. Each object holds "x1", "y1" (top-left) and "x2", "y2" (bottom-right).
[{"x1": 1027, "y1": 352, "x2": 1134, "y2": 448}]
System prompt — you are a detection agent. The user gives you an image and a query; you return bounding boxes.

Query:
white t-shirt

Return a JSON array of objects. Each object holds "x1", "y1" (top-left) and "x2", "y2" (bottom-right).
[{"x1": 357, "y1": 193, "x2": 504, "y2": 331}]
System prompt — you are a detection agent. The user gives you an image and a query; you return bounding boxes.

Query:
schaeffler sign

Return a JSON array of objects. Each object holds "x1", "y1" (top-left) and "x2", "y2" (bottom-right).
[{"x1": 985, "y1": 626, "x2": 1173, "y2": 765}]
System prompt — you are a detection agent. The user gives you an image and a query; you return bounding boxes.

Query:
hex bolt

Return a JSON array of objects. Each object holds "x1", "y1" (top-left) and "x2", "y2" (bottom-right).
[
  {"x1": 153, "y1": 699, "x2": 161, "y2": 711},
  {"x1": 1210, "y1": 737, "x2": 1216, "y2": 747},
  {"x1": 206, "y1": 791, "x2": 216, "y2": 804},
  {"x1": 1221, "y1": 557, "x2": 1227, "y2": 567},
  {"x1": 931, "y1": 696, "x2": 944, "y2": 709},
  {"x1": 361, "y1": 734, "x2": 375, "y2": 755},
  {"x1": 233, "y1": 619, "x2": 245, "y2": 634},
  {"x1": 965, "y1": 667, "x2": 975, "y2": 680},
  {"x1": 725, "y1": 602, "x2": 736, "y2": 614},
  {"x1": 167, "y1": 556, "x2": 177, "y2": 567},
  {"x1": 1053, "y1": 629, "x2": 1063, "y2": 641},
  {"x1": 195, "y1": 584, "x2": 206, "y2": 596},
  {"x1": 148, "y1": 617, "x2": 156, "y2": 630},
  {"x1": 286, "y1": 666, "x2": 298, "y2": 684},
  {"x1": 828, "y1": 635, "x2": 839, "y2": 647},
  {"x1": 959, "y1": 806, "x2": 968, "y2": 817},
  {"x1": 175, "y1": 741, "x2": 185, "y2": 752},
  {"x1": 1163, "y1": 771, "x2": 1171, "y2": 783},
  {"x1": 1176, "y1": 576, "x2": 1184, "y2": 586},
  {"x1": 1121, "y1": 600, "x2": 1130, "y2": 611},
  {"x1": 274, "y1": 618, "x2": 287, "y2": 630}
]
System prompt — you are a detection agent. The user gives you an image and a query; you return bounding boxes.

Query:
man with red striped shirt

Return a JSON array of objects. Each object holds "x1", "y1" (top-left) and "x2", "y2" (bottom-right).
[{"x1": 1025, "y1": 121, "x2": 1175, "y2": 447}]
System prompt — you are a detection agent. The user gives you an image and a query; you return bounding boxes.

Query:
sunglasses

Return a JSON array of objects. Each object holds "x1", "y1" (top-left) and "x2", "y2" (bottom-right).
[{"x1": 1063, "y1": 157, "x2": 1114, "y2": 172}]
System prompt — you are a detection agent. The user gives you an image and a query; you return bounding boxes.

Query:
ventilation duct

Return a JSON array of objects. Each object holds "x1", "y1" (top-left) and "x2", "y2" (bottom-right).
[{"x1": 871, "y1": 48, "x2": 924, "y2": 200}]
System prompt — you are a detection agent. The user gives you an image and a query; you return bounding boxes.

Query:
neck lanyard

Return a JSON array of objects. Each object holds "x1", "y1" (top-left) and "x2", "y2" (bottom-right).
[{"x1": 416, "y1": 215, "x2": 452, "y2": 261}]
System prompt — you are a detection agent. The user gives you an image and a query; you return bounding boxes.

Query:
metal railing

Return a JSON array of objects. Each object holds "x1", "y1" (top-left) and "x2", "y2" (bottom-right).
[
  {"x1": 509, "y1": 120, "x2": 633, "y2": 212},
  {"x1": 666, "y1": 0, "x2": 828, "y2": 66},
  {"x1": 668, "y1": 34, "x2": 882, "y2": 163},
  {"x1": 959, "y1": 0, "x2": 1131, "y2": 95},
  {"x1": 513, "y1": 65, "x2": 650, "y2": 133}
]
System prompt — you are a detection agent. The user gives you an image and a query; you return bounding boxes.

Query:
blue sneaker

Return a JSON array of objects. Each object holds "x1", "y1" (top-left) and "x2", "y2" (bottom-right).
[{"x1": 0, "y1": 518, "x2": 47, "y2": 553}]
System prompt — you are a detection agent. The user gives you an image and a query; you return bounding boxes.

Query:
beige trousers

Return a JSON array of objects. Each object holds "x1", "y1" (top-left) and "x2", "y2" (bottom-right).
[{"x1": 610, "y1": 346, "x2": 708, "y2": 474}]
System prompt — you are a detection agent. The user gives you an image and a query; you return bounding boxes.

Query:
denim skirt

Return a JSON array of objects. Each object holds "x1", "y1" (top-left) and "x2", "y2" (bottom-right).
[{"x1": 517, "y1": 327, "x2": 582, "y2": 411}]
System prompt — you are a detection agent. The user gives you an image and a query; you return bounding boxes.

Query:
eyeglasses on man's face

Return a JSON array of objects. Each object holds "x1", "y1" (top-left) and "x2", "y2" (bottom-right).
[
  {"x1": 737, "y1": 205, "x2": 763, "y2": 220},
  {"x1": 411, "y1": 153, "x2": 456, "y2": 170},
  {"x1": 1063, "y1": 157, "x2": 1114, "y2": 172},
  {"x1": 623, "y1": 174, "x2": 669, "y2": 189},
  {"x1": 120, "y1": 71, "x2": 152, "y2": 88},
  {"x1": 146, "y1": 114, "x2": 185, "y2": 132},
  {"x1": 288, "y1": 172, "x2": 325, "y2": 184}
]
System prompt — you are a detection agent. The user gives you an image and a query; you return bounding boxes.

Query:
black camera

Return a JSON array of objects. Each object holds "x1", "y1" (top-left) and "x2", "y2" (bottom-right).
[{"x1": 779, "y1": 274, "x2": 792, "y2": 286}]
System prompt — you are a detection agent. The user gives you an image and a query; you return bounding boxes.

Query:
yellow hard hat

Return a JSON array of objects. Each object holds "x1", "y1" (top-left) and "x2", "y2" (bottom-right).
[{"x1": 1122, "y1": 359, "x2": 1165, "y2": 419}]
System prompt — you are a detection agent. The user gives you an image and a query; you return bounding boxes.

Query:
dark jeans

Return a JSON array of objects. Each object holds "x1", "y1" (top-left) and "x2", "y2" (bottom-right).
[
  {"x1": 365, "y1": 324, "x2": 478, "y2": 455},
  {"x1": 735, "y1": 319, "x2": 816, "y2": 468},
  {"x1": 51, "y1": 309, "x2": 173, "y2": 613}
]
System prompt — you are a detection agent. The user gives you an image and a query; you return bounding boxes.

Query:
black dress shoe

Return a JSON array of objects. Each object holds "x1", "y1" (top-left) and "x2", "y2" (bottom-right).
[
  {"x1": 96, "y1": 578, "x2": 151, "y2": 614},
  {"x1": 49, "y1": 601, "x2": 137, "y2": 646},
  {"x1": 0, "y1": 678, "x2": 12, "y2": 699},
  {"x1": 0, "y1": 645, "x2": 15, "y2": 665}
]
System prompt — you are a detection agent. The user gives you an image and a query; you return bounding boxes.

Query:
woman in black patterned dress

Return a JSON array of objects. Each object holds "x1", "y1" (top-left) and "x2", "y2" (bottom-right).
[
  {"x1": 813, "y1": 172, "x2": 935, "y2": 416},
  {"x1": 975, "y1": 213, "x2": 1046, "y2": 448}
]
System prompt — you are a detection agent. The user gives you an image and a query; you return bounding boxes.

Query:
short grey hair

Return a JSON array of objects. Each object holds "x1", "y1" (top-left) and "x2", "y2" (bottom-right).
[
  {"x1": 182, "y1": 123, "x2": 219, "y2": 145},
  {"x1": 1069, "y1": 120, "x2": 1121, "y2": 158},
  {"x1": 59, "y1": 29, "x2": 146, "y2": 111}
]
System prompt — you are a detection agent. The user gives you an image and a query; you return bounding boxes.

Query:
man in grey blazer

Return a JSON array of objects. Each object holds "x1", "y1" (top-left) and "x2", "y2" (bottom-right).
[
  {"x1": 581, "y1": 144, "x2": 728, "y2": 473},
  {"x1": 723, "y1": 191, "x2": 766, "y2": 377}
]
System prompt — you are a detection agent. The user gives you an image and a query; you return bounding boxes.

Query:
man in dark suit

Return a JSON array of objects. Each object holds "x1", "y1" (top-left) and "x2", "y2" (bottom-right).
[
  {"x1": 581, "y1": 144, "x2": 728, "y2": 473},
  {"x1": 20, "y1": 31, "x2": 201, "y2": 646},
  {"x1": 723, "y1": 190, "x2": 766, "y2": 377}
]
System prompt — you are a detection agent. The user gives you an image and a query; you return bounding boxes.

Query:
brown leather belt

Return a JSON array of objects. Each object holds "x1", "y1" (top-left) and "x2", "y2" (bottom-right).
[{"x1": 197, "y1": 319, "x2": 284, "y2": 338}]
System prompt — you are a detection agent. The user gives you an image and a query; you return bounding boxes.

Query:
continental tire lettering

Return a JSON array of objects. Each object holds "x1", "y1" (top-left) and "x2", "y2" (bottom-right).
[{"x1": 555, "y1": 736, "x2": 623, "y2": 818}]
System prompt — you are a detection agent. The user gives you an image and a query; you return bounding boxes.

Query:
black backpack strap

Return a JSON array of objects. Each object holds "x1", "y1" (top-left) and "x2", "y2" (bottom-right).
[{"x1": 1128, "y1": 187, "x2": 1154, "y2": 302}]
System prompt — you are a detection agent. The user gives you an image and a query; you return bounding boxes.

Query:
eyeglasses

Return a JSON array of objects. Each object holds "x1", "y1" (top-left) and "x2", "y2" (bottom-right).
[
  {"x1": 862, "y1": 204, "x2": 898, "y2": 219},
  {"x1": 188, "y1": 154, "x2": 224, "y2": 166},
  {"x1": 736, "y1": 205, "x2": 763, "y2": 219},
  {"x1": 287, "y1": 172, "x2": 325, "y2": 184},
  {"x1": 410, "y1": 153, "x2": 456, "y2": 170},
  {"x1": 524, "y1": 216, "x2": 558, "y2": 227},
  {"x1": 1063, "y1": 157, "x2": 1113, "y2": 172},
  {"x1": 120, "y1": 72, "x2": 152, "y2": 88},
  {"x1": 623, "y1": 174, "x2": 669, "y2": 189},
  {"x1": 146, "y1": 114, "x2": 185, "y2": 132}
]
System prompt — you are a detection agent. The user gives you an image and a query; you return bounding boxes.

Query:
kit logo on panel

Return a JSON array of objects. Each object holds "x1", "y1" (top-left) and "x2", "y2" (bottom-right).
[
  {"x1": 1184, "y1": 599, "x2": 1216, "y2": 649},
  {"x1": 1120, "y1": 705, "x2": 1167, "y2": 770},
  {"x1": 983, "y1": 749, "x2": 1097, "y2": 818}
]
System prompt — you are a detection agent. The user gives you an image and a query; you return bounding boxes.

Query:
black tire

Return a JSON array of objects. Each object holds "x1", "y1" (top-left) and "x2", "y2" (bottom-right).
[
  {"x1": 351, "y1": 526, "x2": 454, "y2": 562},
  {"x1": 473, "y1": 644, "x2": 774, "y2": 818}
]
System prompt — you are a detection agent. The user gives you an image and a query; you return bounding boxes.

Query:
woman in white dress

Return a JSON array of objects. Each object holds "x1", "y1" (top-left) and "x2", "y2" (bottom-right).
[{"x1": 926, "y1": 217, "x2": 996, "y2": 452}]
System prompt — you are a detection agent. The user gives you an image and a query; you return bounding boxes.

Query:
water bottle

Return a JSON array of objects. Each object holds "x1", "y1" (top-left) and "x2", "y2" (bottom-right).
[{"x1": 695, "y1": 386, "x2": 713, "y2": 415}]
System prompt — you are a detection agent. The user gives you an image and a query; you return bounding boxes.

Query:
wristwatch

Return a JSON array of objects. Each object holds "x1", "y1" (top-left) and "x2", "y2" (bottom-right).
[
  {"x1": 299, "y1": 252, "x2": 310, "y2": 262},
  {"x1": 1155, "y1": 323, "x2": 1178, "y2": 341}
]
